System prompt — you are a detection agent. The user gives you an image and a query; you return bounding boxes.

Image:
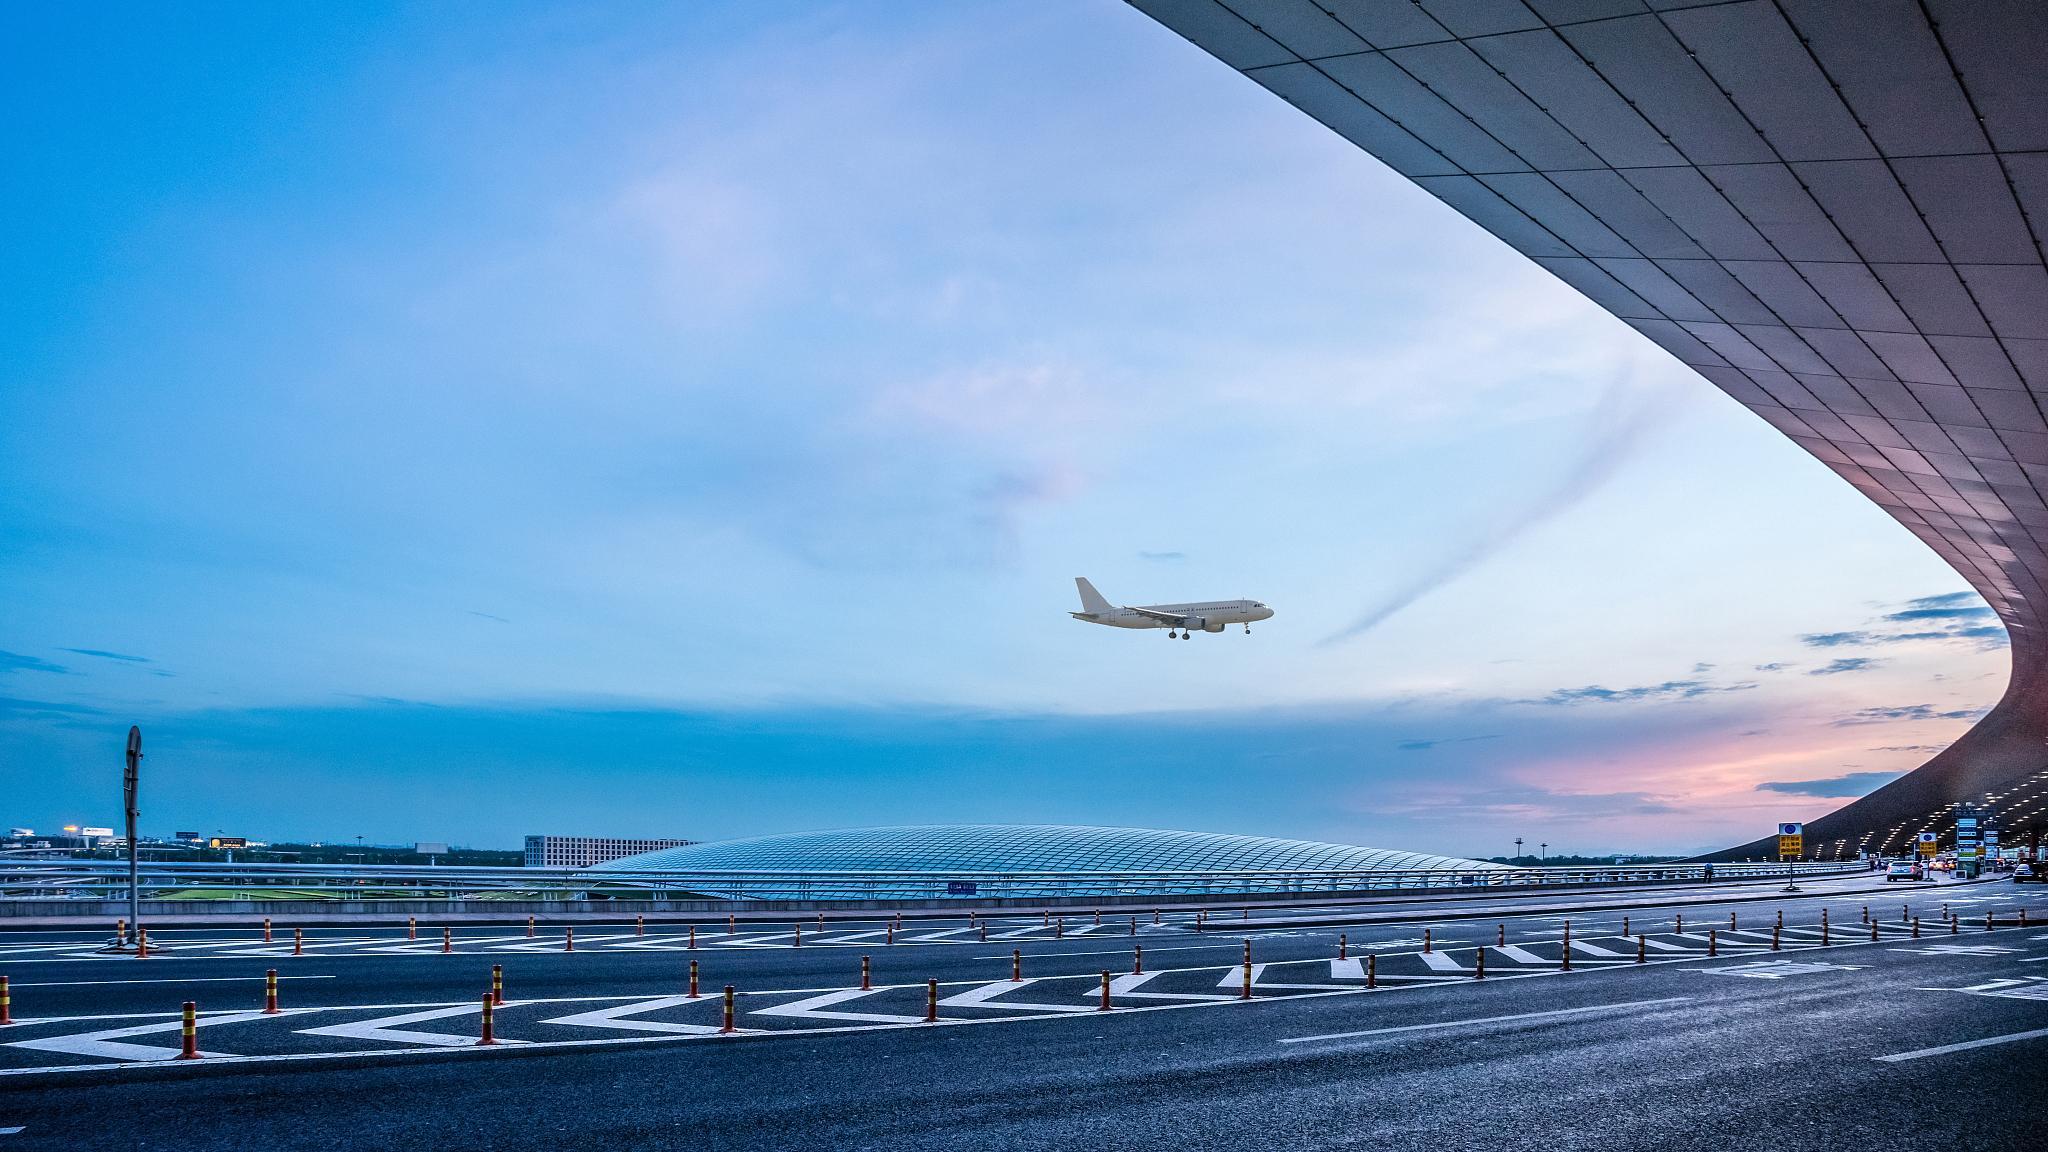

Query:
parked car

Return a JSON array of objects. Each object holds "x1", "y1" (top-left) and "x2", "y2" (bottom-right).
[{"x1": 1885, "y1": 860, "x2": 1922, "y2": 882}]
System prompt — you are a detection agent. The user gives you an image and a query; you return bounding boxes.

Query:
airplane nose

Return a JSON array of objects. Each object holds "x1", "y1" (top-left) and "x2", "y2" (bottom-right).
[{"x1": 1259, "y1": 606, "x2": 1275, "y2": 620}]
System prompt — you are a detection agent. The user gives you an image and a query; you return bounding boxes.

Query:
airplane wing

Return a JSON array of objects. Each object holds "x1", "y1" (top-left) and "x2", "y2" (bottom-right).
[{"x1": 1123, "y1": 605, "x2": 1189, "y2": 624}]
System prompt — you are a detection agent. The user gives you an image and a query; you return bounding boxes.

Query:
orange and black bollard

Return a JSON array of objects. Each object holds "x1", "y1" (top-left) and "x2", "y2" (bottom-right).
[
  {"x1": 1861, "y1": 905, "x2": 1869, "y2": 924},
  {"x1": 1622, "y1": 915, "x2": 1630, "y2": 936},
  {"x1": 263, "y1": 917, "x2": 273, "y2": 943},
  {"x1": 1423, "y1": 928, "x2": 1432, "y2": 953},
  {"x1": 1902, "y1": 905, "x2": 1910, "y2": 924},
  {"x1": 1870, "y1": 919, "x2": 1878, "y2": 942},
  {"x1": 1951, "y1": 913, "x2": 1959, "y2": 935},
  {"x1": 637, "y1": 915, "x2": 645, "y2": 937},
  {"x1": 137, "y1": 926, "x2": 150, "y2": 959},
  {"x1": 1636, "y1": 935, "x2": 1646, "y2": 963},
  {"x1": 1497, "y1": 924, "x2": 1506, "y2": 947},
  {"x1": 1708, "y1": 929, "x2": 1718, "y2": 957},
  {"x1": 1241, "y1": 940, "x2": 1253, "y2": 1000},
  {"x1": 1130, "y1": 917, "x2": 1137, "y2": 937},
  {"x1": 1367, "y1": 953, "x2": 1377, "y2": 988},
  {"x1": 1133, "y1": 945, "x2": 1144, "y2": 975},
  {"x1": 1986, "y1": 912, "x2": 1994, "y2": 932},
  {"x1": 116, "y1": 918, "x2": 126, "y2": 944},
  {"x1": 978, "y1": 922, "x2": 987, "y2": 942},
  {"x1": 177, "y1": 1001, "x2": 199, "y2": 1059},
  {"x1": 793, "y1": 923, "x2": 801, "y2": 948},
  {"x1": 720, "y1": 985, "x2": 736, "y2": 1033},
  {"x1": 1561, "y1": 921, "x2": 1573, "y2": 970},
  {"x1": 689, "y1": 925, "x2": 697, "y2": 950},
  {"x1": 1475, "y1": 947, "x2": 1486, "y2": 980},
  {"x1": 1821, "y1": 911, "x2": 1830, "y2": 946},
  {"x1": 1675, "y1": 913, "x2": 1683, "y2": 935},
  {"x1": 887, "y1": 922, "x2": 895, "y2": 946},
  {"x1": 408, "y1": 916, "x2": 417, "y2": 941},
  {"x1": 444, "y1": 927, "x2": 454, "y2": 954},
  {"x1": 1094, "y1": 909, "x2": 1101, "y2": 926},
  {"x1": 1771, "y1": 925, "x2": 1781, "y2": 950},
  {"x1": 1339, "y1": 933, "x2": 1348, "y2": 961},
  {"x1": 263, "y1": 969, "x2": 280, "y2": 1014},
  {"x1": 492, "y1": 964, "x2": 505, "y2": 1006},
  {"x1": 1912, "y1": 916, "x2": 1921, "y2": 939},
  {"x1": 1154, "y1": 909, "x2": 1161, "y2": 925},
  {"x1": 564, "y1": 927, "x2": 573, "y2": 953},
  {"x1": 1776, "y1": 909, "x2": 1783, "y2": 930},
  {"x1": 728, "y1": 914, "x2": 735, "y2": 935},
  {"x1": 527, "y1": 915, "x2": 535, "y2": 938},
  {"x1": 1099, "y1": 971, "x2": 1112, "y2": 1011},
  {"x1": 925, "y1": 979, "x2": 938, "y2": 1023},
  {"x1": 1055, "y1": 918, "x2": 1063, "y2": 940},
  {"x1": 860, "y1": 955, "x2": 871, "y2": 991},
  {"x1": 1011, "y1": 949, "x2": 1022, "y2": 982},
  {"x1": 688, "y1": 959, "x2": 700, "y2": 999},
  {"x1": 1729, "y1": 911, "x2": 1737, "y2": 931},
  {"x1": 1, "y1": 975, "x2": 11, "y2": 1025},
  {"x1": 293, "y1": 927, "x2": 303, "y2": 956},
  {"x1": 478, "y1": 993, "x2": 497, "y2": 1046}
]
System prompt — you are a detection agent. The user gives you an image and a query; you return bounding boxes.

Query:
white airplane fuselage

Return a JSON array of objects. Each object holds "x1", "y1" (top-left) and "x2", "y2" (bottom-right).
[{"x1": 1069, "y1": 578, "x2": 1274, "y2": 637}]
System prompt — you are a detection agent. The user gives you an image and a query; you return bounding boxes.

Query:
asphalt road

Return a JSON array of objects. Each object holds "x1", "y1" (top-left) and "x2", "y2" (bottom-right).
[{"x1": 0, "y1": 877, "x2": 2040, "y2": 1150}]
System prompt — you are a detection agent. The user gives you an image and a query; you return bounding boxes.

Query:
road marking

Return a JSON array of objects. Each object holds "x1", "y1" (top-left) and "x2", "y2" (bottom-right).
[
  {"x1": 1568, "y1": 940, "x2": 1626, "y2": 958},
  {"x1": 970, "y1": 942, "x2": 1233, "y2": 961},
  {"x1": 749, "y1": 988, "x2": 925, "y2": 1025},
  {"x1": 1109, "y1": 972, "x2": 1231, "y2": 1001},
  {"x1": 1889, "y1": 944, "x2": 2022, "y2": 957},
  {"x1": 1687, "y1": 960, "x2": 1864, "y2": 979},
  {"x1": 1418, "y1": 950, "x2": 1464, "y2": 973},
  {"x1": 1874, "y1": 1026, "x2": 2048, "y2": 1063},
  {"x1": 1277, "y1": 997, "x2": 1694, "y2": 1045},
  {"x1": 540, "y1": 996, "x2": 724, "y2": 1034},
  {"x1": 1495, "y1": 945, "x2": 1552, "y2": 965},
  {"x1": 7, "y1": 976, "x2": 337, "y2": 988},
  {"x1": 939, "y1": 980, "x2": 1090, "y2": 1013},
  {"x1": 11, "y1": 1009, "x2": 301, "y2": 1061},
  {"x1": 297, "y1": 1005, "x2": 520, "y2": 1048},
  {"x1": 1330, "y1": 958, "x2": 1364, "y2": 979}
]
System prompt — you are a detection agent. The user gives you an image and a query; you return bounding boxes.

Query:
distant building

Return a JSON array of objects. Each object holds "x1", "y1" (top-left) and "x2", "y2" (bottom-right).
[{"x1": 524, "y1": 834, "x2": 696, "y2": 868}]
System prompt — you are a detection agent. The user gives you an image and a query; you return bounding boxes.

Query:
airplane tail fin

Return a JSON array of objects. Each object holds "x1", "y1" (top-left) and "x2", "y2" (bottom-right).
[{"x1": 1074, "y1": 577, "x2": 1113, "y2": 616}]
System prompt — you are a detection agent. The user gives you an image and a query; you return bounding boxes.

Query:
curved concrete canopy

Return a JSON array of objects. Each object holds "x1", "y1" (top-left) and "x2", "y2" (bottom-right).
[{"x1": 1131, "y1": 0, "x2": 2048, "y2": 857}]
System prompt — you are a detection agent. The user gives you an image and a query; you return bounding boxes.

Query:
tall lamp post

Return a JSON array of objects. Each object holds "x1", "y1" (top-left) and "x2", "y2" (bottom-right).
[
  {"x1": 1540, "y1": 842, "x2": 1548, "y2": 862},
  {"x1": 123, "y1": 726, "x2": 142, "y2": 941},
  {"x1": 1513, "y1": 837, "x2": 1523, "y2": 863}
]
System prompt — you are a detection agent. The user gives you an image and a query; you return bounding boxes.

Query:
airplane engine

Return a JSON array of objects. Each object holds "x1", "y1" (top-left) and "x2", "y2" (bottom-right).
[{"x1": 1200, "y1": 619, "x2": 1225, "y2": 633}]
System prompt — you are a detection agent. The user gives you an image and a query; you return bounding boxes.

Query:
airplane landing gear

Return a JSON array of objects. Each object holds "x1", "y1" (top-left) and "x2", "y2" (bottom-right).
[
  {"x1": 1168, "y1": 630, "x2": 1179, "y2": 639},
  {"x1": 1182, "y1": 632, "x2": 1191, "y2": 640},
  {"x1": 1244, "y1": 624, "x2": 1251, "y2": 634}
]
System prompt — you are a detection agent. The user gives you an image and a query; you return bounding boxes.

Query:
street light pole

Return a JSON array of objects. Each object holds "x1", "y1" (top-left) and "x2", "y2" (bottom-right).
[
  {"x1": 1540, "y1": 842, "x2": 1548, "y2": 862},
  {"x1": 123, "y1": 726, "x2": 142, "y2": 942},
  {"x1": 1513, "y1": 837, "x2": 1523, "y2": 863}
]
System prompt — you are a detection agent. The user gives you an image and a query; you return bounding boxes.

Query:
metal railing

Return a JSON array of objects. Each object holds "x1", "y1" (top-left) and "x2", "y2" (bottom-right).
[{"x1": 0, "y1": 857, "x2": 1865, "y2": 904}]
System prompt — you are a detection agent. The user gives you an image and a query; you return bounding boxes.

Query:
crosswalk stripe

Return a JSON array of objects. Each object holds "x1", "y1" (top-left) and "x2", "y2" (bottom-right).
[
  {"x1": 1419, "y1": 951, "x2": 1464, "y2": 972},
  {"x1": 1110, "y1": 972, "x2": 1231, "y2": 1000}
]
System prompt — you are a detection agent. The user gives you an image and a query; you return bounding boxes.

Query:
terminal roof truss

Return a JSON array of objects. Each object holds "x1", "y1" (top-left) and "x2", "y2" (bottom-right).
[{"x1": 1130, "y1": 0, "x2": 2048, "y2": 857}]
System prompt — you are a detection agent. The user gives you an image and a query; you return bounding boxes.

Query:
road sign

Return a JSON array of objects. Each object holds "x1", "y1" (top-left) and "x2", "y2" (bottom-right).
[
  {"x1": 1776, "y1": 822, "x2": 1804, "y2": 860},
  {"x1": 80, "y1": 827, "x2": 114, "y2": 837},
  {"x1": 209, "y1": 836, "x2": 248, "y2": 849},
  {"x1": 1918, "y1": 833, "x2": 1939, "y2": 858}
]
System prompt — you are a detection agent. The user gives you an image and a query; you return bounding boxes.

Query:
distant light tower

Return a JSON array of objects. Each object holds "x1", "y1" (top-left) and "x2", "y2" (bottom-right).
[
  {"x1": 1514, "y1": 837, "x2": 1523, "y2": 862},
  {"x1": 123, "y1": 727, "x2": 142, "y2": 942},
  {"x1": 1540, "y1": 842, "x2": 1548, "y2": 862}
]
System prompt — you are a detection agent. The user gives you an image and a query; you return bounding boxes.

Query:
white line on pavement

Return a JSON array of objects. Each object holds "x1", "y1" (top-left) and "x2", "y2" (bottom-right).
[
  {"x1": 1277, "y1": 997, "x2": 1696, "y2": 1045},
  {"x1": 9, "y1": 976, "x2": 338, "y2": 988},
  {"x1": 1874, "y1": 1027, "x2": 2048, "y2": 1063}
]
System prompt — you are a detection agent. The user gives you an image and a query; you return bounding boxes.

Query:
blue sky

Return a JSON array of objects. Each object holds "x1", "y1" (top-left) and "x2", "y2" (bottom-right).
[{"x1": 0, "y1": 1, "x2": 2010, "y2": 857}]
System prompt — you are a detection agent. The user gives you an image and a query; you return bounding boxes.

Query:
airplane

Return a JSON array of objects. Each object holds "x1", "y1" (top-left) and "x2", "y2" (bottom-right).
[{"x1": 1071, "y1": 577, "x2": 1274, "y2": 639}]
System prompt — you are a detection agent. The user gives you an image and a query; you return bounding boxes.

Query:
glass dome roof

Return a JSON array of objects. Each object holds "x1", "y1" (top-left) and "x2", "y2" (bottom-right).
[{"x1": 596, "y1": 825, "x2": 1504, "y2": 898}]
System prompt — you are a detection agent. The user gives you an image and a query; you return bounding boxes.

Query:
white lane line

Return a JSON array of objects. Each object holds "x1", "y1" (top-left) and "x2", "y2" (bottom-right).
[
  {"x1": 11, "y1": 1009, "x2": 304, "y2": 1061},
  {"x1": 1569, "y1": 940, "x2": 1626, "y2": 958},
  {"x1": 1277, "y1": 997, "x2": 1695, "y2": 1045},
  {"x1": 297, "y1": 1005, "x2": 523, "y2": 1048},
  {"x1": 938, "y1": 980, "x2": 1090, "y2": 1013},
  {"x1": 1874, "y1": 1027, "x2": 2048, "y2": 1063},
  {"x1": 1638, "y1": 938, "x2": 1689, "y2": 953},
  {"x1": 1495, "y1": 945, "x2": 1552, "y2": 965},
  {"x1": 1330, "y1": 958, "x2": 1364, "y2": 979},
  {"x1": 9, "y1": 976, "x2": 337, "y2": 988},
  {"x1": 0, "y1": 1126, "x2": 22, "y2": 1135},
  {"x1": 539, "y1": 996, "x2": 723, "y2": 1035},
  {"x1": 749, "y1": 988, "x2": 925, "y2": 1025},
  {"x1": 1418, "y1": 951, "x2": 1464, "y2": 973}
]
